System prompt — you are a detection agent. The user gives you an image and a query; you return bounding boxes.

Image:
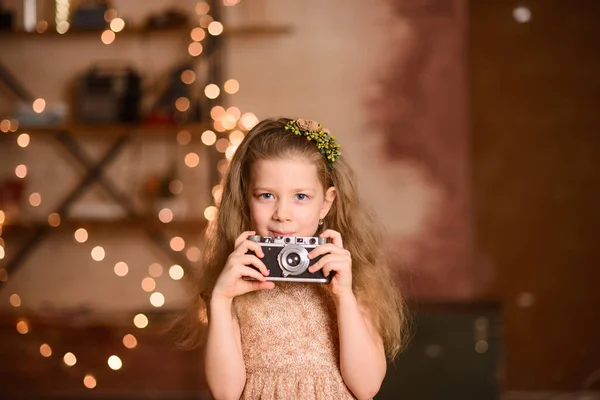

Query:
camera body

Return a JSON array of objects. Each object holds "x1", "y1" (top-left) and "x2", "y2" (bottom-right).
[{"x1": 247, "y1": 235, "x2": 332, "y2": 283}]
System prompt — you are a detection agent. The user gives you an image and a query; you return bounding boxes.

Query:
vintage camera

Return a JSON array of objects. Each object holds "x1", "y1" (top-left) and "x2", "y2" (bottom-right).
[{"x1": 247, "y1": 235, "x2": 332, "y2": 283}]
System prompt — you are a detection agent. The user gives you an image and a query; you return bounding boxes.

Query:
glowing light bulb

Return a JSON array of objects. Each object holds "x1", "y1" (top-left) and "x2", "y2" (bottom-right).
[
  {"x1": 32, "y1": 98, "x2": 46, "y2": 113},
  {"x1": 201, "y1": 130, "x2": 217, "y2": 146},
  {"x1": 101, "y1": 30, "x2": 115, "y2": 44},
  {"x1": 190, "y1": 27, "x2": 206, "y2": 41},
  {"x1": 29, "y1": 192, "x2": 41, "y2": 207},
  {"x1": 170, "y1": 236, "x2": 185, "y2": 251},
  {"x1": 74, "y1": 228, "x2": 88, "y2": 243},
  {"x1": 150, "y1": 292, "x2": 165, "y2": 307},
  {"x1": 208, "y1": 21, "x2": 223, "y2": 36},
  {"x1": 15, "y1": 165, "x2": 27, "y2": 179},
  {"x1": 133, "y1": 313, "x2": 149, "y2": 328},
  {"x1": 204, "y1": 206, "x2": 217, "y2": 221},
  {"x1": 9, "y1": 294, "x2": 21, "y2": 307},
  {"x1": 114, "y1": 261, "x2": 128, "y2": 277},
  {"x1": 17, "y1": 133, "x2": 30, "y2": 147},
  {"x1": 40, "y1": 344, "x2": 52, "y2": 357},
  {"x1": 224, "y1": 79, "x2": 240, "y2": 94},
  {"x1": 83, "y1": 374, "x2": 96, "y2": 389},
  {"x1": 204, "y1": 84, "x2": 220, "y2": 99},
  {"x1": 184, "y1": 153, "x2": 200, "y2": 168},
  {"x1": 141, "y1": 277, "x2": 156, "y2": 292},
  {"x1": 16, "y1": 320, "x2": 29, "y2": 334},
  {"x1": 108, "y1": 355, "x2": 122, "y2": 370},
  {"x1": 91, "y1": 246, "x2": 105, "y2": 261},
  {"x1": 123, "y1": 334, "x2": 137, "y2": 349},
  {"x1": 181, "y1": 70, "x2": 196, "y2": 84},
  {"x1": 188, "y1": 42, "x2": 203, "y2": 56},
  {"x1": 64, "y1": 352, "x2": 77, "y2": 366},
  {"x1": 158, "y1": 208, "x2": 173, "y2": 223},
  {"x1": 195, "y1": 2, "x2": 210, "y2": 15},
  {"x1": 175, "y1": 97, "x2": 191, "y2": 112},
  {"x1": 169, "y1": 264, "x2": 185, "y2": 280},
  {"x1": 110, "y1": 17, "x2": 125, "y2": 32}
]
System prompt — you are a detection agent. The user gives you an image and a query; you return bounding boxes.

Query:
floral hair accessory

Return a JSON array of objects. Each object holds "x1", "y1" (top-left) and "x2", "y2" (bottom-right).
[{"x1": 284, "y1": 119, "x2": 341, "y2": 168}]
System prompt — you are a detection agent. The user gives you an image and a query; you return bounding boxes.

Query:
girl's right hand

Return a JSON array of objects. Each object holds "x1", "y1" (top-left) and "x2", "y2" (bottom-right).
[{"x1": 212, "y1": 231, "x2": 275, "y2": 300}]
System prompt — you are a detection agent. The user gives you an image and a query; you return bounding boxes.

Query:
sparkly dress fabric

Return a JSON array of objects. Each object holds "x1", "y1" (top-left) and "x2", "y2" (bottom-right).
[{"x1": 234, "y1": 282, "x2": 356, "y2": 400}]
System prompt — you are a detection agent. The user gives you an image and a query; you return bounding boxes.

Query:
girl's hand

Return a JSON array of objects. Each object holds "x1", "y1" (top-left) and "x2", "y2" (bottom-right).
[
  {"x1": 212, "y1": 231, "x2": 275, "y2": 301},
  {"x1": 307, "y1": 229, "x2": 353, "y2": 297}
]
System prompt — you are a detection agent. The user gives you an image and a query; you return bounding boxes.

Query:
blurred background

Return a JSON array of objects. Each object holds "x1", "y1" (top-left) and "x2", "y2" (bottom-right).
[{"x1": 0, "y1": 0, "x2": 598, "y2": 399}]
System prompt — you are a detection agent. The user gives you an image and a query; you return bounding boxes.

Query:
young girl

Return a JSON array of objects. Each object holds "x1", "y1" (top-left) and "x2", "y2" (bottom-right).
[{"x1": 193, "y1": 118, "x2": 407, "y2": 400}]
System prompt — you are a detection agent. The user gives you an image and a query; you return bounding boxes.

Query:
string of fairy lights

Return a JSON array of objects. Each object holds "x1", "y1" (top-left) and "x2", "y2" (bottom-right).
[{"x1": 0, "y1": 0, "x2": 259, "y2": 389}]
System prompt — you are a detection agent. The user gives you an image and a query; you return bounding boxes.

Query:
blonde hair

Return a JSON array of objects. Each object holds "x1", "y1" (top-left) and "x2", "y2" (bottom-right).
[{"x1": 186, "y1": 118, "x2": 407, "y2": 358}]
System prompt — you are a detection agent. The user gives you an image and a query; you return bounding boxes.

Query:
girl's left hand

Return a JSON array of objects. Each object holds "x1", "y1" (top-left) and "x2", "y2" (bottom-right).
[{"x1": 307, "y1": 229, "x2": 353, "y2": 297}]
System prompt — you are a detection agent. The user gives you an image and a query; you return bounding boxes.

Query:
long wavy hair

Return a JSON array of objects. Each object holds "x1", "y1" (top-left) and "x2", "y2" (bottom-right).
[{"x1": 182, "y1": 117, "x2": 408, "y2": 359}]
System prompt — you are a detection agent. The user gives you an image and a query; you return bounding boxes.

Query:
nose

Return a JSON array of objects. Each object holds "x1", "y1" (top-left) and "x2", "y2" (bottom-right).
[{"x1": 273, "y1": 199, "x2": 292, "y2": 222}]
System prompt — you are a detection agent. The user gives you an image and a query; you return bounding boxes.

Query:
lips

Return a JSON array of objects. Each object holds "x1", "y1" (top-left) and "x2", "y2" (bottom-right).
[{"x1": 270, "y1": 230, "x2": 295, "y2": 237}]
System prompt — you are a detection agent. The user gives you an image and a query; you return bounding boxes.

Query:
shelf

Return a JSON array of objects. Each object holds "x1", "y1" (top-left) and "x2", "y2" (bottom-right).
[
  {"x1": 0, "y1": 25, "x2": 292, "y2": 39},
  {"x1": 16, "y1": 122, "x2": 210, "y2": 136},
  {"x1": 2, "y1": 218, "x2": 208, "y2": 235}
]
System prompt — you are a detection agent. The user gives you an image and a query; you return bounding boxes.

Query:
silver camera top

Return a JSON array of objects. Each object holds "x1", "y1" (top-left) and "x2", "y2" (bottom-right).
[{"x1": 248, "y1": 235, "x2": 327, "y2": 246}]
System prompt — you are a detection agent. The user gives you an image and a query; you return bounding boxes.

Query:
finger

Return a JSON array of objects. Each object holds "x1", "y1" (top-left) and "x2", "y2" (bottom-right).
[
  {"x1": 234, "y1": 231, "x2": 256, "y2": 248},
  {"x1": 232, "y1": 239, "x2": 265, "y2": 258},
  {"x1": 308, "y1": 243, "x2": 347, "y2": 259},
  {"x1": 308, "y1": 254, "x2": 336, "y2": 273},
  {"x1": 319, "y1": 229, "x2": 344, "y2": 248},
  {"x1": 237, "y1": 254, "x2": 270, "y2": 276},
  {"x1": 309, "y1": 254, "x2": 348, "y2": 273},
  {"x1": 244, "y1": 280, "x2": 275, "y2": 293},
  {"x1": 323, "y1": 264, "x2": 334, "y2": 277},
  {"x1": 239, "y1": 265, "x2": 268, "y2": 282}
]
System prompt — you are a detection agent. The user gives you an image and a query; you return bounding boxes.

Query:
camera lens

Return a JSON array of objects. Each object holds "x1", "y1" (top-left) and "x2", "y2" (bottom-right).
[
  {"x1": 278, "y1": 244, "x2": 310, "y2": 275},
  {"x1": 286, "y1": 252, "x2": 301, "y2": 267}
]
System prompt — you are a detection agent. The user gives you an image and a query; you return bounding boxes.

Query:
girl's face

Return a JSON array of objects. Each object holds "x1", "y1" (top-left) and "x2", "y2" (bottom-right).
[{"x1": 247, "y1": 157, "x2": 336, "y2": 238}]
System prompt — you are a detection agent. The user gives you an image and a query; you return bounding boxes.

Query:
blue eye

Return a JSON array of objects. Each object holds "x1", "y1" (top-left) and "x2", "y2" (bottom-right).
[
  {"x1": 259, "y1": 193, "x2": 274, "y2": 200},
  {"x1": 295, "y1": 194, "x2": 308, "y2": 200}
]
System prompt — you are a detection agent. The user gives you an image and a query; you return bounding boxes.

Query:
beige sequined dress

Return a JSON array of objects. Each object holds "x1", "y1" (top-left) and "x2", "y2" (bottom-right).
[{"x1": 233, "y1": 282, "x2": 356, "y2": 400}]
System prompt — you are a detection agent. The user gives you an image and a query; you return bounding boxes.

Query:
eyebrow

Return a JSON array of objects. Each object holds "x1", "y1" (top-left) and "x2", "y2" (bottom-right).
[{"x1": 252, "y1": 187, "x2": 316, "y2": 193}]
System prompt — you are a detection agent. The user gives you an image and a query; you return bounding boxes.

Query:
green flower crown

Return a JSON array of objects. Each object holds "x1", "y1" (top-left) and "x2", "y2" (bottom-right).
[{"x1": 284, "y1": 119, "x2": 341, "y2": 168}]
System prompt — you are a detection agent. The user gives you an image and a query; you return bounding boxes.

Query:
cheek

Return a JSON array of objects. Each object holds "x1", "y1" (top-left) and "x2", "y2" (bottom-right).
[
  {"x1": 298, "y1": 204, "x2": 322, "y2": 223},
  {"x1": 248, "y1": 202, "x2": 268, "y2": 222}
]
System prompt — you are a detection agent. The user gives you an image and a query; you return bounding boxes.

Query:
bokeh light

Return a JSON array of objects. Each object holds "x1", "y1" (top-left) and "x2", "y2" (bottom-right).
[
  {"x1": 108, "y1": 355, "x2": 122, "y2": 370},
  {"x1": 123, "y1": 334, "x2": 137, "y2": 349},
  {"x1": 169, "y1": 264, "x2": 185, "y2": 280},
  {"x1": 133, "y1": 313, "x2": 149, "y2": 329},
  {"x1": 91, "y1": 246, "x2": 105, "y2": 261},
  {"x1": 63, "y1": 352, "x2": 77, "y2": 366},
  {"x1": 101, "y1": 29, "x2": 115, "y2": 44},
  {"x1": 74, "y1": 228, "x2": 88, "y2": 243},
  {"x1": 170, "y1": 236, "x2": 185, "y2": 251},
  {"x1": 204, "y1": 84, "x2": 220, "y2": 99},
  {"x1": 114, "y1": 261, "x2": 128, "y2": 277},
  {"x1": 224, "y1": 79, "x2": 240, "y2": 94},
  {"x1": 40, "y1": 344, "x2": 52, "y2": 357}
]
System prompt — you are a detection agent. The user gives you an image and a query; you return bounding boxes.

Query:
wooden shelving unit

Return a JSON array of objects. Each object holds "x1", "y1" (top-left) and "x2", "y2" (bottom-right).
[{"x1": 0, "y1": 3, "x2": 293, "y2": 287}]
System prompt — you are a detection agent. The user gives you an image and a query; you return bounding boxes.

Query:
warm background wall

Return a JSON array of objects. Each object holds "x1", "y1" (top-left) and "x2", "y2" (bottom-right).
[{"x1": 470, "y1": 0, "x2": 600, "y2": 392}]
